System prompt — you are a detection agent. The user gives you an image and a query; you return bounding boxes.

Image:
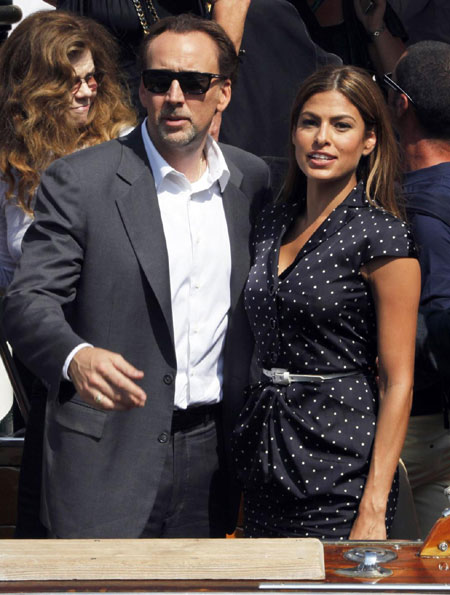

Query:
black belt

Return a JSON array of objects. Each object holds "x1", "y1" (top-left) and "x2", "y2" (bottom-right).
[{"x1": 171, "y1": 403, "x2": 220, "y2": 434}]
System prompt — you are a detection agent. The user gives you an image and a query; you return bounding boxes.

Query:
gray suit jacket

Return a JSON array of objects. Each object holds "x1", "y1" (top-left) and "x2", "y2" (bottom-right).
[{"x1": 4, "y1": 127, "x2": 271, "y2": 537}]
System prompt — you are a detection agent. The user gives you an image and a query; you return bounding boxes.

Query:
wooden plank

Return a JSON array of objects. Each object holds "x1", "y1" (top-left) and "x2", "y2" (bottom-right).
[{"x1": 0, "y1": 538, "x2": 325, "y2": 582}]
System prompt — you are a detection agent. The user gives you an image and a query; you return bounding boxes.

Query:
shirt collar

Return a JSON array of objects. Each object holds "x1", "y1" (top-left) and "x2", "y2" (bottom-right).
[
  {"x1": 404, "y1": 162, "x2": 450, "y2": 187},
  {"x1": 140, "y1": 119, "x2": 230, "y2": 192}
]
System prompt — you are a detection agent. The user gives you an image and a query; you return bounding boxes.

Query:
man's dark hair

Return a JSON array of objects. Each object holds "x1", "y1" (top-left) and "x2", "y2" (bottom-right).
[
  {"x1": 396, "y1": 40, "x2": 450, "y2": 139},
  {"x1": 139, "y1": 13, "x2": 239, "y2": 85}
]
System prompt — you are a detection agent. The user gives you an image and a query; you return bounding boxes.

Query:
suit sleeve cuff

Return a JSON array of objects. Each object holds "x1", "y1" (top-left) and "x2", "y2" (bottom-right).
[{"x1": 63, "y1": 343, "x2": 93, "y2": 381}]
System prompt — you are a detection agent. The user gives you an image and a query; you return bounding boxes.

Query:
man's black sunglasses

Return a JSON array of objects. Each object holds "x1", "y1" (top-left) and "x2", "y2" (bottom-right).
[
  {"x1": 142, "y1": 69, "x2": 227, "y2": 95},
  {"x1": 383, "y1": 72, "x2": 416, "y2": 107}
]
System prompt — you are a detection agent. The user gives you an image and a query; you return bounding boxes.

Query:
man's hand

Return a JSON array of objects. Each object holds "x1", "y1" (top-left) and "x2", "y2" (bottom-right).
[{"x1": 68, "y1": 347, "x2": 146, "y2": 410}]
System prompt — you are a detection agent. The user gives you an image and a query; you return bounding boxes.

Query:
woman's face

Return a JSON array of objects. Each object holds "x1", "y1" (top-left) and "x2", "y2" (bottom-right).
[
  {"x1": 292, "y1": 90, "x2": 376, "y2": 189},
  {"x1": 68, "y1": 49, "x2": 97, "y2": 127}
]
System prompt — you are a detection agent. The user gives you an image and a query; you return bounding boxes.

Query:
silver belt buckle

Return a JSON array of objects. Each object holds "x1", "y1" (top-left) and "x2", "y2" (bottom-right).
[{"x1": 271, "y1": 368, "x2": 291, "y2": 386}]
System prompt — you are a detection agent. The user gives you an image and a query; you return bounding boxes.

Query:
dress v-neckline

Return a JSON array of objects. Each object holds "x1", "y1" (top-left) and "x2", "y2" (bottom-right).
[
  {"x1": 278, "y1": 213, "x2": 327, "y2": 278},
  {"x1": 275, "y1": 184, "x2": 362, "y2": 279},
  {"x1": 276, "y1": 203, "x2": 336, "y2": 279}
]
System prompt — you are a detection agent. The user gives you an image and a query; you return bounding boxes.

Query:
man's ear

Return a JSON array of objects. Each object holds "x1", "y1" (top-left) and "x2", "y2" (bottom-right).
[
  {"x1": 216, "y1": 79, "x2": 232, "y2": 114},
  {"x1": 394, "y1": 92, "x2": 410, "y2": 119}
]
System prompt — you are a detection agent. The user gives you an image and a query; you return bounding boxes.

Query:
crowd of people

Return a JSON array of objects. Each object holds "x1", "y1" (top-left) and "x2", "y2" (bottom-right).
[{"x1": 0, "y1": 0, "x2": 449, "y2": 542}]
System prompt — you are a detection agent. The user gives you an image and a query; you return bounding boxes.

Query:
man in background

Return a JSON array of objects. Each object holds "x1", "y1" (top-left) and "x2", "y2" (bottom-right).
[{"x1": 388, "y1": 40, "x2": 450, "y2": 537}]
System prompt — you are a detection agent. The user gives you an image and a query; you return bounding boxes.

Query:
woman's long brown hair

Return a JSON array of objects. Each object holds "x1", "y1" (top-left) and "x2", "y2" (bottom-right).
[
  {"x1": 282, "y1": 65, "x2": 404, "y2": 219},
  {"x1": 0, "y1": 10, "x2": 137, "y2": 213}
]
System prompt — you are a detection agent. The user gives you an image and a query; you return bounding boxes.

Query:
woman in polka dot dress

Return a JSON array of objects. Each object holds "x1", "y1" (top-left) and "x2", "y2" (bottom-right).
[{"x1": 233, "y1": 65, "x2": 420, "y2": 540}]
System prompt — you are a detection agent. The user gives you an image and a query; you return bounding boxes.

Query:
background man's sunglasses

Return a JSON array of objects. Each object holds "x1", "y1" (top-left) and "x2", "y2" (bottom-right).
[
  {"x1": 142, "y1": 70, "x2": 227, "y2": 95},
  {"x1": 383, "y1": 72, "x2": 416, "y2": 107}
]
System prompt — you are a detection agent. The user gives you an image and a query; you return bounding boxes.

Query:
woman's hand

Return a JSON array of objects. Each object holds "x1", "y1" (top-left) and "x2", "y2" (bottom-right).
[
  {"x1": 349, "y1": 508, "x2": 387, "y2": 540},
  {"x1": 353, "y1": 0, "x2": 405, "y2": 75},
  {"x1": 353, "y1": 0, "x2": 387, "y2": 34}
]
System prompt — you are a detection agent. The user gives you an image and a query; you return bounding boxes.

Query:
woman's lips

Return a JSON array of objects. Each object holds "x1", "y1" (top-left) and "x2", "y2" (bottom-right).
[{"x1": 307, "y1": 152, "x2": 336, "y2": 166}]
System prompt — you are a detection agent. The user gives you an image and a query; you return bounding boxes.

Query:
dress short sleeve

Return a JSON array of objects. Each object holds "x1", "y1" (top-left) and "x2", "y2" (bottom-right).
[{"x1": 359, "y1": 209, "x2": 417, "y2": 266}]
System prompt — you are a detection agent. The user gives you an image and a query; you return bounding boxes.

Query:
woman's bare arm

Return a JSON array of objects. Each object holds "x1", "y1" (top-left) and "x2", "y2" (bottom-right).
[
  {"x1": 211, "y1": 0, "x2": 251, "y2": 51},
  {"x1": 349, "y1": 255, "x2": 420, "y2": 540}
]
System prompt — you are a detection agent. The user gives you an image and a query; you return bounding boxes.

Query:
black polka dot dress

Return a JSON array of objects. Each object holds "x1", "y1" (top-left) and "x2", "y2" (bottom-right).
[{"x1": 233, "y1": 183, "x2": 417, "y2": 539}]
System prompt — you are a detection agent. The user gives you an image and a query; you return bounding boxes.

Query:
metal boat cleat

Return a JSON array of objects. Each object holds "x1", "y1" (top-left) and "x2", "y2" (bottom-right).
[{"x1": 335, "y1": 547, "x2": 397, "y2": 579}]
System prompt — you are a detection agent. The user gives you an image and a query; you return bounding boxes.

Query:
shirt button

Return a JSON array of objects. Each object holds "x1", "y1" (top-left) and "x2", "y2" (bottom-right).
[
  {"x1": 270, "y1": 352, "x2": 278, "y2": 363},
  {"x1": 158, "y1": 433, "x2": 169, "y2": 444},
  {"x1": 270, "y1": 318, "x2": 277, "y2": 329},
  {"x1": 163, "y1": 374, "x2": 174, "y2": 385},
  {"x1": 269, "y1": 284, "x2": 276, "y2": 296}
]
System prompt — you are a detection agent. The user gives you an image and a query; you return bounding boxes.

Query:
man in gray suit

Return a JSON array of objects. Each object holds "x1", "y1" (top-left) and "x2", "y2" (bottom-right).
[{"x1": 4, "y1": 14, "x2": 271, "y2": 538}]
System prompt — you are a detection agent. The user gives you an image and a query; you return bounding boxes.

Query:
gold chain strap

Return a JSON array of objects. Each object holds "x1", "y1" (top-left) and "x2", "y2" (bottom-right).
[
  {"x1": 132, "y1": 1, "x2": 214, "y2": 35},
  {"x1": 131, "y1": 0, "x2": 159, "y2": 35}
]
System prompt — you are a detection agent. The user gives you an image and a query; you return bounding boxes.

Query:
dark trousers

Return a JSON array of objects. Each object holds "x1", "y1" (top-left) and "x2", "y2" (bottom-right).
[{"x1": 141, "y1": 412, "x2": 228, "y2": 538}]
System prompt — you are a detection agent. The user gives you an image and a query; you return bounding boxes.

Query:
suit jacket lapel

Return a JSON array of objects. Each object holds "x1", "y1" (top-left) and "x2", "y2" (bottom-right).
[
  {"x1": 115, "y1": 128, "x2": 174, "y2": 343},
  {"x1": 223, "y1": 161, "x2": 251, "y2": 313}
]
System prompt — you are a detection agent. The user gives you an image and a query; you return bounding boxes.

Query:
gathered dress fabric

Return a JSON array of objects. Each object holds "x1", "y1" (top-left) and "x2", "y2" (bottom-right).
[{"x1": 233, "y1": 183, "x2": 417, "y2": 539}]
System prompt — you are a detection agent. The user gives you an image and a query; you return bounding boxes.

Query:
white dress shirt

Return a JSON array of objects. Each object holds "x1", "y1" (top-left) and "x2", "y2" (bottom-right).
[{"x1": 65, "y1": 123, "x2": 232, "y2": 409}]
